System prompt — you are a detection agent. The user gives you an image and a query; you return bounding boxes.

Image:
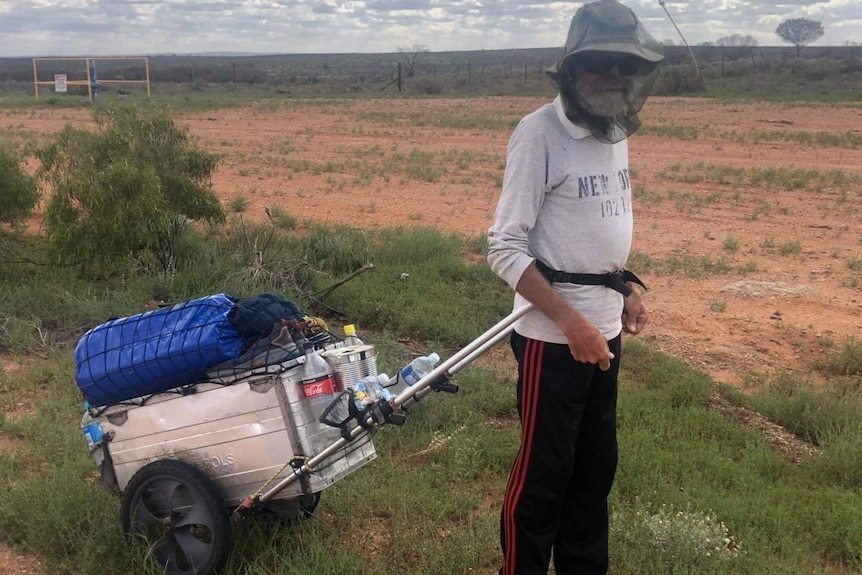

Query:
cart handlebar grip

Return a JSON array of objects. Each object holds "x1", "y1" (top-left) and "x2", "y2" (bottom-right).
[
  {"x1": 430, "y1": 378, "x2": 458, "y2": 394},
  {"x1": 374, "y1": 398, "x2": 406, "y2": 426},
  {"x1": 386, "y1": 412, "x2": 406, "y2": 425}
]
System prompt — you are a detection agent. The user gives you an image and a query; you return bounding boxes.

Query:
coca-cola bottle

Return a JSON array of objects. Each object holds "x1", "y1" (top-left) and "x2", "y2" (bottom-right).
[{"x1": 299, "y1": 342, "x2": 338, "y2": 422}]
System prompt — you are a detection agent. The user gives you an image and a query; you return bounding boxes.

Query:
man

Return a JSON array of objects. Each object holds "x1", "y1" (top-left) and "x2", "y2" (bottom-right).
[{"x1": 486, "y1": 1, "x2": 663, "y2": 574}]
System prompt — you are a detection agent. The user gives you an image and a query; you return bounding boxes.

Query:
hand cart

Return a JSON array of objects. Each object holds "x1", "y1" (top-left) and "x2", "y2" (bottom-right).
[{"x1": 84, "y1": 304, "x2": 533, "y2": 575}]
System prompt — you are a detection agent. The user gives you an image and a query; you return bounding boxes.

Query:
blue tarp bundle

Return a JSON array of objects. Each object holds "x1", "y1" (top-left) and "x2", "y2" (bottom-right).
[{"x1": 75, "y1": 294, "x2": 246, "y2": 407}]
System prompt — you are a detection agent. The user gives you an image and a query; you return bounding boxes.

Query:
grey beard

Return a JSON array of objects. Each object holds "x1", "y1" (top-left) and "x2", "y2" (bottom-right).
[
  {"x1": 574, "y1": 78, "x2": 633, "y2": 118},
  {"x1": 579, "y1": 92, "x2": 628, "y2": 118},
  {"x1": 558, "y1": 86, "x2": 640, "y2": 145}
]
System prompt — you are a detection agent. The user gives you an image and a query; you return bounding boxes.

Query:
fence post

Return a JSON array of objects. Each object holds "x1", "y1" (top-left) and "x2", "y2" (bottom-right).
[{"x1": 397, "y1": 62, "x2": 402, "y2": 93}]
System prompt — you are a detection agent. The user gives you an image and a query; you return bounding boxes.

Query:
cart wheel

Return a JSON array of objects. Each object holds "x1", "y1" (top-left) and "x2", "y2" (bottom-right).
[
  {"x1": 121, "y1": 459, "x2": 232, "y2": 575},
  {"x1": 298, "y1": 491, "x2": 321, "y2": 518}
]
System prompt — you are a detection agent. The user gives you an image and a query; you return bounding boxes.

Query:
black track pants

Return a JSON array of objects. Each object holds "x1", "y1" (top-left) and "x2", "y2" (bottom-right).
[{"x1": 499, "y1": 332, "x2": 621, "y2": 575}]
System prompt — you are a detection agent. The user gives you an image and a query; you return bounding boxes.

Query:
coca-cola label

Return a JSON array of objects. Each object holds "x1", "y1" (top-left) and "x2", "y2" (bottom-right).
[{"x1": 301, "y1": 375, "x2": 336, "y2": 398}]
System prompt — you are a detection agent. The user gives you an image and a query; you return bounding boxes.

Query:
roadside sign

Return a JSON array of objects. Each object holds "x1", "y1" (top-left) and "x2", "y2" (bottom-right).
[{"x1": 54, "y1": 74, "x2": 67, "y2": 93}]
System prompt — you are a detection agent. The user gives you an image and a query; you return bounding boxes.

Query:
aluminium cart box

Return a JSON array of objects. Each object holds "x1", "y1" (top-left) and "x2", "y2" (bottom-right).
[{"x1": 97, "y1": 363, "x2": 376, "y2": 505}]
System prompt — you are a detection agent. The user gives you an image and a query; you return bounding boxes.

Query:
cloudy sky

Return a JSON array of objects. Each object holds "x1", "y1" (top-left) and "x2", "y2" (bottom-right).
[{"x1": 1, "y1": 0, "x2": 859, "y2": 57}]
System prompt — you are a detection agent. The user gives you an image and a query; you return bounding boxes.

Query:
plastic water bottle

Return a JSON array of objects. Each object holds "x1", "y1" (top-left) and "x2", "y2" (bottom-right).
[
  {"x1": 343, "y1": 324, "x2": 364, "y2": 347},
  {"x1": 386, "y1": 352, "x2": 440, "y2": 395},
  {"x1": 353, "y1": 373, "x2": 392, "y2": 410},
  {"x1": 80, "y1": 402, "x2": 103, "y2": 449},
  {"x1": 80, "y1": 402, "x2": 106, "y2": 467}
]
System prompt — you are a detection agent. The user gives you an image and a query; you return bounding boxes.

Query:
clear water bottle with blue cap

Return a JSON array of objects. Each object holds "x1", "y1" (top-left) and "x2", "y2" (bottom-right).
[
  {"x1": 385, "y1": 352, "x2": 440, "y2": 395},
  {"x1": 80, "y1": 402, "x2": 103, "y2": 449}
]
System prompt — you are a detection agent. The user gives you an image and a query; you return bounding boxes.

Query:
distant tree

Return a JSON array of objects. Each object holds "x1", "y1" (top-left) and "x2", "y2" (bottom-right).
[
  {"x1": 843, "y1": 40, "x2": 861, "y2": 46},
  {"x1": 397, "y1": 43, "x2": 429, "y2": 79},
  {"x1": 661, "y1": 39, "x2": 675, "y2": 46},
  {"x1": 0, "y1": 148, "x2": 39, "y2": 228},
  {"x1": 775, "y1": 18, "x2": 824, "y2": 58},
  {"x1": 716, "y1": 34, "x2": 758, "y2": 47},
  {"x1": 716, "y1": 34, "x2": 758, "y2": 60}
]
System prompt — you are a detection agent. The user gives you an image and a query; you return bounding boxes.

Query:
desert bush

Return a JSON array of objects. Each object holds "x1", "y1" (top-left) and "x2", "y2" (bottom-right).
[
  {"x1": 411, "y1": 77, "x2": 444, "y2": 95},
  {"x1": 818, "y1": 337, "x2": 862, "y2": 376},
  {"x1": 0, "y1": 147, "x2": 39, "y2": 227},
  {"x1": 654, "y1": 66, "x2": 707, "y2": 95},
  {"x1": 612, "y1": 504, "x2": 743, "y2": 573},
  {"x1": 37, "y1": 102, "x2": 225, "y2": 276}
]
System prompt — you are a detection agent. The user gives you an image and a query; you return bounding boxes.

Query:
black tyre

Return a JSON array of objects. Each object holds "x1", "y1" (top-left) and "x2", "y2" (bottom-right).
[
  {"x1": 121, "y1": 459, "x2": 232, "y2": 575},
  {"x1": 298, "y1": 491, "x2": 322, "y2": 518}
]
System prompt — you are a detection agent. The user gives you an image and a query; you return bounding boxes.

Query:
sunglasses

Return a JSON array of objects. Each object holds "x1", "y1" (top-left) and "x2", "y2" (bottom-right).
[{"x1": 577, "y1": 55, "x2": 654, "y2": 77}]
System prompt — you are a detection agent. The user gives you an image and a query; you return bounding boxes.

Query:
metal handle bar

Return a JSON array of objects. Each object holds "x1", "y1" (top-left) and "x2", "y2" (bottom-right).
[{"x1": 257, "y1": 303, "x2": 533, "y2": 504}]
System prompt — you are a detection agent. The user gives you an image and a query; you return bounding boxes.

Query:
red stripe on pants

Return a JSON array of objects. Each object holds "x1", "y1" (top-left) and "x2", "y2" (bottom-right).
[{"x1": 501, "y1": 338, "x2": 543, "y2": 575}]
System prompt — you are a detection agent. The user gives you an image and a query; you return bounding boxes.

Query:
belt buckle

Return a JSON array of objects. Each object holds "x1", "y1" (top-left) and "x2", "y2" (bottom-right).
[{"x1": 605, "y1": 271, "x2": 630, "y2": 296}]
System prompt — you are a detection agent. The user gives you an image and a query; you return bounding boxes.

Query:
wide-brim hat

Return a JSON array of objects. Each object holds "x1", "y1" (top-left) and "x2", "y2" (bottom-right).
[{"x1": 548, "y1": 0, "x2": 664, "y2": 76}]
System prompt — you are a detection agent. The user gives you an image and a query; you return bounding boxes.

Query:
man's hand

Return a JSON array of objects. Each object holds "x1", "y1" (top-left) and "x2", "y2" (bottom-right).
[
  {"x1": 515, "y1": 263, "x2": 614, "y2": 371},
  {"x1": 622, "y1": 285, "x2": 648, "y2": 335},
  {"x1": 562, "y1": 318, "x2": 615, "y2": 371}
]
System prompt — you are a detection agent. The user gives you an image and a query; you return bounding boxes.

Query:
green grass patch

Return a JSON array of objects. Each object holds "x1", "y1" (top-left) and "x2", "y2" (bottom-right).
[
  {"x1": 627, "y1": 250, "x2": 732, "y2": 278},
  {"x1": 746, "y1": 128, "x2": 862, "y2": 149},
  {"x1": 657, "y1": 162, "x2": 862, "y2": 195},
  {"x1": 2, "y1": 221, "x2": 862, "y2": 574},
  {"x1": 639, "y1": 124, "x2": 700, "y2": 140}
]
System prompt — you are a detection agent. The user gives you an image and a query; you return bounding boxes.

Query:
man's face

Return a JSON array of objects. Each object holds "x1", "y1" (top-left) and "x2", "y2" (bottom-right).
[
  {"x1": 574, "y1": 67, "x2": 633, "y2": 118},
  {"x1": 563, "y1": 53, "x2": 652, "y2": 118}
]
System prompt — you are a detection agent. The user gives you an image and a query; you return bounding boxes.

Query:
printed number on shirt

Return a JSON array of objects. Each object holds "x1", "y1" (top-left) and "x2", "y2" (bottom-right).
[{"x1": 600, "y1": 195, "x2": 630, "y2": 219}]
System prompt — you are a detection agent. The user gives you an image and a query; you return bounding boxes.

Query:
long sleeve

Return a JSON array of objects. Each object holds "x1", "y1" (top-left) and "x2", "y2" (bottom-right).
[{"x1": 487, "y1": 116, "x2": 550, "y2": 290}]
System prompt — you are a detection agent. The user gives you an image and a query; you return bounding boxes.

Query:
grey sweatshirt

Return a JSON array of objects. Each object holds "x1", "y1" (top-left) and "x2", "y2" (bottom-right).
[{"x1": 487, "y1": 96, "x2": 633, "y2": 343}]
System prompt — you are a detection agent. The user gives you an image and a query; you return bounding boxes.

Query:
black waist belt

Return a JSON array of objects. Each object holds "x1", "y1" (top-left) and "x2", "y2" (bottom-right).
[{"x1": 535, "y1": 260, "x2": 647, "y2": 297}]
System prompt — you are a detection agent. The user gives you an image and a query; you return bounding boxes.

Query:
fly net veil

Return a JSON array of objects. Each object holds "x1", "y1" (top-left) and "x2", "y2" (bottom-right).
[{"x1": 547, "y1": 0, "x2": 664, "y2": 144}]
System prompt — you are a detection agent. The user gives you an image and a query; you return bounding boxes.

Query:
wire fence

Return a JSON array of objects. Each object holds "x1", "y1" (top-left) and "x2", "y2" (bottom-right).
[{"x1": 1, "y1": 45, "x2": 858, "y2": 99}]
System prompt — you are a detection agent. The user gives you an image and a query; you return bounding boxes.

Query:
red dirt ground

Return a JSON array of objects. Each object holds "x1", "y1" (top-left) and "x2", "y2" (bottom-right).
[
  {"x1": 10, "y1": 97, "x2": 858, "y2": 388},
  {"x1": 1, "y1": 96, "x2": 861, "y2": 572}
]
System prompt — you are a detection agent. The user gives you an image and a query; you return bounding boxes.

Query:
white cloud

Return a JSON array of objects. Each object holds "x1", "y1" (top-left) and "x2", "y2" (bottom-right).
[{"x1": 0, "y1": 0, "x2": 858, "y2": 56}]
